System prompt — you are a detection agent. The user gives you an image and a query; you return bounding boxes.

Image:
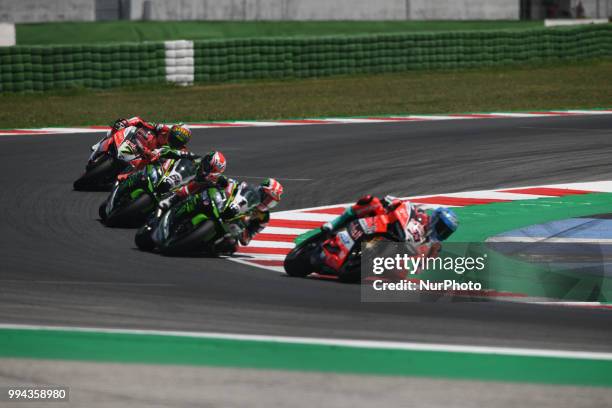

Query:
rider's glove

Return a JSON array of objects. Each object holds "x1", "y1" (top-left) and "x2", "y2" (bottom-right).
[
  {"x1": 321, "y1": 222, "x2": 335, "y2": 235},
  {"x1": 216, "y1": 175, "x2": 229, "y2": 189},
  {"x1": 154, "y1": 124, "x2": 166, "y2": 134},
  {"x1": 179, "y1": 151, "x2": 200, "y2": 160},
  {"x1": 221, "y1": 203, "x2": 240, "y2": 220}
]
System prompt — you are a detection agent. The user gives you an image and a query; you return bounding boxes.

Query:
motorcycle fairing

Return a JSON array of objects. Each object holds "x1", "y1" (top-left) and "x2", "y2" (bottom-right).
[{"x1": 322, "y1": 202, "x2": 413, "y2": 271}]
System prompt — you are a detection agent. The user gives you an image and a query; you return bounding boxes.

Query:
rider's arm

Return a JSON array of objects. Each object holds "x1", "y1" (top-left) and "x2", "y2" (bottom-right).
[
  {"x1": 125, "y1": 117, "x2": 158, "y2": 132},
  {"x1": 111, "y1": 117, "x2": 148, "y2": 130},
  {"x1": 153, "y1": 146, "x2": 199, "y2": 160},
  {"x1": 137, "y1": 143, "x2": 158, "y2": 163},
  {"x1": 175, "y1": 178, "x2": 214, "y2": 199}
]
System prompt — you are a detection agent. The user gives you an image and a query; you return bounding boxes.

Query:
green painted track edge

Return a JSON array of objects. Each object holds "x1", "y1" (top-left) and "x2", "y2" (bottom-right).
[{"x1": 1, "y1": 328, "x2": 612, "y2": 387}]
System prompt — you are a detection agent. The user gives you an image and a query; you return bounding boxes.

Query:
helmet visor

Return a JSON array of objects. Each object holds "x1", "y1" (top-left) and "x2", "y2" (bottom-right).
[
  {"x1": 202, "y1": 159, "x2": 212, "y2": 173},
  {"x1": 170, "y1": 126, "x2": 190, "y2": 147},
  {"x1": 434, "y1": 220, "x2": 454, "y2": 241}
]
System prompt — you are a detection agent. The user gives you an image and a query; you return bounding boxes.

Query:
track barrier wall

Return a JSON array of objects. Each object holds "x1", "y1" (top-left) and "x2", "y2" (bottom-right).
[
  {"x1": 0, "y1": 42, "x2": 166, "y2": 92},
  {"x1": 0, "y1": 25, "x2": 611, "y2": 92}
]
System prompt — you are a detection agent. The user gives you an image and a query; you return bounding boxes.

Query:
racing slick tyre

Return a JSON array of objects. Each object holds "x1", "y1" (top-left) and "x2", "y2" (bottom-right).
[
  {"x1": 159, "y1": 220, "x2": 216, "y2": 256},
  {"x1": 103, "y1": 194, "x2": 153, "y2": 228},
  {"x1": 284, "y1": 243, "x2": 318, "y2": 278},
  {"x1": 98, "y1": 200, "x2": 107, "y2": 221},
  {"x1": 338, "y1": 256, "x2": 362, "y2": 284},
  {"x1": 135, "y1": 225, "x2": 155, "y2": 252},
  {"x1": 73, "y1": 156, "x2": 115, "y2": 191}
]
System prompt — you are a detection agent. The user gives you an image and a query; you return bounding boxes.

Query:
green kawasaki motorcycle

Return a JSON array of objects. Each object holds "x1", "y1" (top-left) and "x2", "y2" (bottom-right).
[
  {"x1": 134, "y1": 184, "x2": 258, "y2": 255},
  {"x1": 100, "y1": 157, "x2": 199, "y2": 228}
]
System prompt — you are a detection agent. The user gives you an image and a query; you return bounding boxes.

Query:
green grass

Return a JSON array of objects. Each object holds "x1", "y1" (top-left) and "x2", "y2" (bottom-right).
[
  {"x1": 16, "y1": 20, "x2": 543, "y2": 45},
  {"x1": 1, "y1": 59, "x2": 610, "y2": 129}
]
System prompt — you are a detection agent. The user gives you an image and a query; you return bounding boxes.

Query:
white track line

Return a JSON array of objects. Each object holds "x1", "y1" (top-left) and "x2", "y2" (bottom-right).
[
  {"x1": 440, "y1": 191, "x2": 550, "y2": 200},
  {"x1": 1, "y1": 109, "x2": 611, "y2": 137},
  {"x1": 273, "y1": 212, "x2": 337, "y2": 222},
  {"x1": 322, "y1": 118, "x2": 388, "y2": 123},
  {"x1": 0, "y1": 110, "x2": 612, "y2": 136},
  {"x1": 231, "y1": 121, "x2": 294, "y2": 127},
  {"x1": 232, "y1": 254, "x2": 287, "y2": 261},
  {"x1": 489, "y1": 113, "x2": 552, "y2": 118},
  {"x1": 244, "y1": 241, "x2": 295, "y2": 249},
  {"x1": 1, "y1": 323, "x2": 611, "y2": 360},
  {"x1": 487, "y1": 237, "x2": 612, "y2": 244},
  {"x1": 261, "y1": 227, "x2": 310, "y2": 236},
  {"x1": 566, "y1": 110, "x2": 612, "y2": 115},
  {"x1": 406, "y1": 115, "x2": 462, "y2": 120}
]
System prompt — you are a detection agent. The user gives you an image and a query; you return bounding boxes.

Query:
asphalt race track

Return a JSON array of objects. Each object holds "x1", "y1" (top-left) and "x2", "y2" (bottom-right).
[{"x1": 1, "y1": 115, "x2": 612, "y2": 354}]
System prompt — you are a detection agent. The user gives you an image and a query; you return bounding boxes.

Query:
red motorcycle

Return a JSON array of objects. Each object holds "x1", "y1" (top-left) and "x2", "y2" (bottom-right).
[
  {"x1": 284, "y1": 201, "x2": 431, "y2": 283},
  {"x1": 73, "y1": 126, "x2": 151, "y2": 191}
]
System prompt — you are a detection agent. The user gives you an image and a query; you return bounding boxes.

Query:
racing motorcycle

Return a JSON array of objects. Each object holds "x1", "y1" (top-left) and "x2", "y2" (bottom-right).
[
  {"x1": 284, "y1": 200, "x2": 429, "y2": 283},
  {"x1": 100, "y1": 156, "x2": 199, "y2": 228},
  {"x1": 134, "y1": 185, "x2": 255, "y2": 255},
  {"x1": 73, "y1": 126, "x2": 149, "y2": 191}
]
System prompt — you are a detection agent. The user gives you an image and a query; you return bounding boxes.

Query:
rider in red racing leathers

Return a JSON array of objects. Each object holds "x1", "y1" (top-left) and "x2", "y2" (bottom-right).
[
  {"x1": 317, "y1": 195, "x2": 459, "y2": 271},
  {"x1": 108, "y1": 117, "x2": 193, "y2": 180}
]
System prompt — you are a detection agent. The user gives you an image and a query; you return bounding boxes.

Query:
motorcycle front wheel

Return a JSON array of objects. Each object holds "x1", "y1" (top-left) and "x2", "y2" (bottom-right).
[
  {"x1": 284, "y1": 242, "x2": 320, "y2": 278},
  {"x1": 135, "y1": 224, "x2": 156, "y2": 252},
  {"x1": 338, "y1": 254, "x2": 362, "y2": 283},
  {"x1": 104, "y1": 194, "x2": 153, "y2": 228},
  {"x1": 159, "y1": 220, "x2": 217, "y2": 256}
]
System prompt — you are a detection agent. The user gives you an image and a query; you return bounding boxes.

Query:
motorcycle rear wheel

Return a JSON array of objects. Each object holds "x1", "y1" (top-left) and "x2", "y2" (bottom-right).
[
  {"x1": 74, "y1": 156, "x2": 116, "y2": 191},
  {"x1": 98, "y1": 200, "x2": 107, "y2": 221}
]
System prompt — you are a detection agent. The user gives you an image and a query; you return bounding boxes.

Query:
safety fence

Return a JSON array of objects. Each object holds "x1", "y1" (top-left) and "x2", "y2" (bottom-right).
[
  {"x1": 0, "y1": 25, "x2": 611, "y2": 92},
  {"x1": 0, "y1": 42, "x2": 166, "y2": 92},
  {"x1": 193, "y1": 24, "x2": 612, "y2": 82}
]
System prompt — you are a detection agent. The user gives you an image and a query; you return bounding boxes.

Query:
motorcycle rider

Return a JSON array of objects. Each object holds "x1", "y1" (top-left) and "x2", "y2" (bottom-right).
[
  {"x1": 108, "y1": 117, "x2": 193, "y2": 177},
  {"x1": 215, "y1": 178, "x2": 284, "y2": 254},
  {"x1": 101, "y1": 147, "x2": 208, "y2": 222},
  {"x1": 110, "y1": 116, "x2": 184, "y2": 149},
  {"x1": 138, "y1": 176, "x2": 282, "y2": 254},
  {"x1": 319, "y1": 195, "x2": 458, "y2": 263},
  {"x1": 156, "y1": 151, "x2": 228, "y2": 210}
]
